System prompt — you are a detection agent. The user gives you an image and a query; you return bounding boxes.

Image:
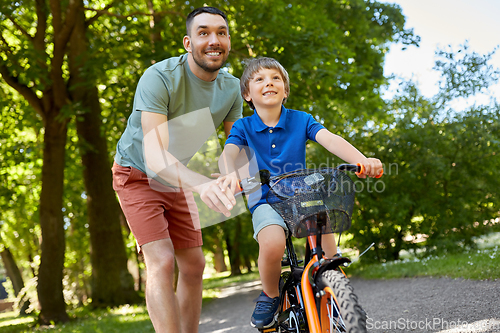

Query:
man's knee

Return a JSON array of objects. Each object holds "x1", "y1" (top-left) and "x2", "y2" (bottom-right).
[
  {"x1": 142, "y1": 240, "x2": 177, "y2": 276},
  {"x1": 176, "y1": 248, "x2": 205, "y2": 278}
]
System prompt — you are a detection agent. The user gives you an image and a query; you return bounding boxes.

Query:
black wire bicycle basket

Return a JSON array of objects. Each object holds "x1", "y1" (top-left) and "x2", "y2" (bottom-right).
[{"x1": 266, "y1": 168, "x2": 356, "y2": 238}]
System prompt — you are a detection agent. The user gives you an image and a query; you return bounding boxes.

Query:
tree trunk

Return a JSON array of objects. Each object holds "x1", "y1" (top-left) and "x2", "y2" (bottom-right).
[
  {"x1": 68, "y1": 0, "x2": 140, "y2": 307},
  {"x1": 225, "y1": 221, "x2": 242, "y2": 276},
  {"x1": 214, "y1": 245, "x2": 227, "y2": 273},
  {"x1": 0, "y1": 239, "x2": 30, "y2": 315},
  {"x1": 213, "y1": 240, "x2": 227, "y2": 273},
  {"x1": 37, "y1": 113, "x2": 69, "y2": 324}
]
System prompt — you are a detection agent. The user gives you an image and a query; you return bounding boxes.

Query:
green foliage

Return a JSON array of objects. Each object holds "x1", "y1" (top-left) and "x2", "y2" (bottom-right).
[
  {"x1": 347, "y1": 45, "x2": 500, "y2": 262},
  {"x1": 0, "y1": 85, "x2": 41, "y2": 308}
]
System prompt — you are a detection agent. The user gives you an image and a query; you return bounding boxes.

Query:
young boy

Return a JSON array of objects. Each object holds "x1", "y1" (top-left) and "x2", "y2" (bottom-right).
[{"x1": 218, "y1": 57, "x2": 382, "y2": 329}]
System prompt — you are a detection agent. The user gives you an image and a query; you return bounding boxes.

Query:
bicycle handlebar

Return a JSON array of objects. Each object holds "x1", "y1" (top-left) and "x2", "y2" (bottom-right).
[{"x1": 236, "y1": 163, "x2": 383, "y2": 196}]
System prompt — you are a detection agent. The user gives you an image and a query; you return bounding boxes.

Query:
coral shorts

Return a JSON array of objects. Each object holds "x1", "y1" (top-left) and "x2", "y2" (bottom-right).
[{"x1": 112, "y1": 162, "x2": 202, "y2": 250}]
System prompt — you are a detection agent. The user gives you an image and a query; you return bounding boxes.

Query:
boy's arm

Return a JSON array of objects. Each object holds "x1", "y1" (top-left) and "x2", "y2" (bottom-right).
[
  {"x1": 217, "y1": 143, "x2": 241, "y2": 193},
  {"x1": 315, "y1": 128, "x2": 382, "y2": 178}
]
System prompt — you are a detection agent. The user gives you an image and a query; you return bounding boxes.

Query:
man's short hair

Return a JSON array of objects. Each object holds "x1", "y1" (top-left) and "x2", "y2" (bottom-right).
[
  {"x1": 240, "y1": 57, "x2": 290, "y2": 110},
  {"x1": 186, "y1": 7, "x2": 229, "y2": 36}
]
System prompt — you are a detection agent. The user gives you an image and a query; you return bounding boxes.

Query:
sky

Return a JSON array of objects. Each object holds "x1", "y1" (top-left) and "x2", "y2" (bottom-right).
[{"x1": 378, "y1": 0, "x2": 500, "y2": 105}]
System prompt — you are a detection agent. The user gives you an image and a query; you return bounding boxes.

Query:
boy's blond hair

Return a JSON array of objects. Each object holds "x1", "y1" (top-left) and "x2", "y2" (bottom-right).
[{"x1": 240, "y1": 57, "x2": 290, "y2": 110}]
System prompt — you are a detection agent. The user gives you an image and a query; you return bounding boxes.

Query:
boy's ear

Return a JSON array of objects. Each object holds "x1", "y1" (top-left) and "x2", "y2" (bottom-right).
[{"x1": 244, "y1": 94, "x2": 252, "y2": 102}]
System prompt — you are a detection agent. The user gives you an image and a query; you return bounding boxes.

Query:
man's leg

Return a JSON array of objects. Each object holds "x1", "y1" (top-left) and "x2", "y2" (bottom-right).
[
  {"x1": 141, "y1": 239, "x2": 180, "y2": 333},
  {"x1": 175, "y1": 246, "x2": 205, "y2": 333}
]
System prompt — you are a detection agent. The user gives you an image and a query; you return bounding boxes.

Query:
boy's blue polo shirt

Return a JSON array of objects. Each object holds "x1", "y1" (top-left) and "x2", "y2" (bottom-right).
[{"x1": 225, "y1": 106, "x2": 325, "y2": 212}]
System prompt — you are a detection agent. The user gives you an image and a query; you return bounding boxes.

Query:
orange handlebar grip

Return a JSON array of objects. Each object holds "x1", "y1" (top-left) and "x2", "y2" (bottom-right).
[
  {"x1": 356, "y1": 163, "x2": 384, "y2": 178},
  {"x1": 355, "y1": 163, "x2": 365, "y2": 177}
]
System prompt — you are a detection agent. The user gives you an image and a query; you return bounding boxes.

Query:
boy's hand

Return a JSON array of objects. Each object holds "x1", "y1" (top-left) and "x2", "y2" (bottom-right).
[
  {"x1": 216, "y1": 172, "x2": 240, "y2": 195},
  {"x1": 194, "y1": 179, "x2": 236, "y2": 217},
  {"x1": 358, "y1": 158, "x2": 383, "y2": 178}
]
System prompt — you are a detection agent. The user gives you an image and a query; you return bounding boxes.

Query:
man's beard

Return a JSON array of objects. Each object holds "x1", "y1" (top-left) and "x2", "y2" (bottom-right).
[{"x1": 192, "y1": 47, "x2": 229, "y2": 73}]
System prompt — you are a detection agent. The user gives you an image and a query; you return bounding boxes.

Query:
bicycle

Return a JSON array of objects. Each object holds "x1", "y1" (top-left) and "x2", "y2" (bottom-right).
[{"x1": 238, "y1": 163, "x2": 382, "y2": 333}]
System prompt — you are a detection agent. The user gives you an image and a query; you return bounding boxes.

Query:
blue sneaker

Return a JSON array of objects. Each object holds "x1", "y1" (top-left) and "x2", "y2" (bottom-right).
[{"x1": 250, "y1": 291, "x2": 280, "y2": 328}]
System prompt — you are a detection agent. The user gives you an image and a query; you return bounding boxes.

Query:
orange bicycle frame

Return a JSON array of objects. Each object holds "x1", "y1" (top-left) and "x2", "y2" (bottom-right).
[{"x1": 300, "y1": 227, "x2": 343, "y2": 332}]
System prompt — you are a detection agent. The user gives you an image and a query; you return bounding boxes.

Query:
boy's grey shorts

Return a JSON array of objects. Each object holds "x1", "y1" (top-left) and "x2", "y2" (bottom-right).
[{"x1": 251, "y1": 204, "x2": 289, "y2": 241}]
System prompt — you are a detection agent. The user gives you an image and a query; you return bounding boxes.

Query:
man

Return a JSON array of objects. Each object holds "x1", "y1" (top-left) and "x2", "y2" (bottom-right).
[{"x1": 112, "y1": 7, "x2": 242, "y2": 332}]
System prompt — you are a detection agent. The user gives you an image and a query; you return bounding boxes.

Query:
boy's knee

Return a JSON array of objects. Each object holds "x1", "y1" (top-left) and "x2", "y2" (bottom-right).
[{"x1": 259, "y1": 240, "x2": 285, "y2": 261}]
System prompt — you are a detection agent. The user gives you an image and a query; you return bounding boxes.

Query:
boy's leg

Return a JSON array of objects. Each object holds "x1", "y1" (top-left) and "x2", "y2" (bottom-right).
[
  {"x1": 257, "y1": 225, "x2": 286, "y2": 298},
  {"x1": 250, "y1": 204, "x2": 288, "y2": 328}
]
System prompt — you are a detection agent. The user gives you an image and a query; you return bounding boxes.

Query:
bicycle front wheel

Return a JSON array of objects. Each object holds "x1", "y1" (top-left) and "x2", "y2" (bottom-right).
[{"x1": 315, "y1": 269, "x2": 366, "y2": 333}]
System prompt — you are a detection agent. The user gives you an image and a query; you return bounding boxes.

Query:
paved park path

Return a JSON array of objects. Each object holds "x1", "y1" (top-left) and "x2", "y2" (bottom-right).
[{"x1": 199, "y1": 277, "x2": 500, "y2": 333}]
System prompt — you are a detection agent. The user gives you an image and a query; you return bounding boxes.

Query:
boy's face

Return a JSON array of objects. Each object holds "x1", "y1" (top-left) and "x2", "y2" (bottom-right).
[{"x1": 244, "y1": 68, "x2": 287, "y2": 111}]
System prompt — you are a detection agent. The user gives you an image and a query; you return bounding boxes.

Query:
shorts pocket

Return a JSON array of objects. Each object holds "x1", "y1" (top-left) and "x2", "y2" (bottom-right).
[{"x1": 112, "y1": 163, "x2": 132, "y2": 191}]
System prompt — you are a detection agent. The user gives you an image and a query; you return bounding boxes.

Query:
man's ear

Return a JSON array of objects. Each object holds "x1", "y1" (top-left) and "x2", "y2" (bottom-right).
[{"x1": 183, "y1": 35, "x2": 192, "y2": 53}]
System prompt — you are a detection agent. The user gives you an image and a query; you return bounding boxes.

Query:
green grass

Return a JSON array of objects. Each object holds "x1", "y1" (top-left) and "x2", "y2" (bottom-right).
[
  {"x1": 0, "y1": 271, "x2": 261, "y2": 333},
  {"x1": 349, "y1": 245, "x2": 500, "y2": 280},
  {"x1": 0, "y1": 305, "x2": 154, "y2": 333}
]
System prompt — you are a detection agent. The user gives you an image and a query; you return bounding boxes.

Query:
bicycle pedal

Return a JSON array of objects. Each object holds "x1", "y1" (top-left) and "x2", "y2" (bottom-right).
[{"x1": 259, "y1": 328, "x2": 278, "y2": 332}]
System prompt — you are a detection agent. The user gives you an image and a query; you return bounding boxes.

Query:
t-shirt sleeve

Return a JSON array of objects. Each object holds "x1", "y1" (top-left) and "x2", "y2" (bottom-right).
[
  {"x1": 224, "y1": 119, "x2": 247, "y2": 147},
  {"x1": 134, "y1": 68, "x2": 170, "y2": 116},
  {"x1": 305, "y1": 113, "x2": 326, "y2": 142}
]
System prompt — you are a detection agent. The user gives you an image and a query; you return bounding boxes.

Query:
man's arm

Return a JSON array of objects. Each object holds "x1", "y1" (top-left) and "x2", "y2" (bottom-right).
[
  {"x1": 315, "y1": 128, "x2": 382, "y2": 178},
  {"x1": 142, "y1": 111, "x2": 236, "y2": 215}
]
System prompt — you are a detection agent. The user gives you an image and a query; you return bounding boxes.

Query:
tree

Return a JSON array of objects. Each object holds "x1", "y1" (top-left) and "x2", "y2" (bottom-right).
[
  {"x1": 349, "y1": 45, "x2": 500, "y2": 262},
  {"x1": 0, "y1": 0, "x2": 139, "y2": 322},
  {"x1": 0, "y1": 85, "x2": 40, "y2": 315},
  {"x1": 0, "y1": 0, "x2": 80, "y2": 322},
  {"x1": 68, "y1": 0, "x2": 139, "y2": 307}
]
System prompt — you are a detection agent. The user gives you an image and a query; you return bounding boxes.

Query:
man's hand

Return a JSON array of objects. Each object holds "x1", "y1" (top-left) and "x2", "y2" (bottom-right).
[
  {"x1": 193, "y1": 179, "x2": 237, "y2": 217},
  {"x1": 357, "y1": 158, "x2": 383, "y2": 179}
]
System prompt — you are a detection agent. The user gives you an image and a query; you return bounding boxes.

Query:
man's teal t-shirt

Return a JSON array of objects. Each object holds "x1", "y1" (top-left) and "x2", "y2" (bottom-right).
[{"x1": 114, "y1": 53, "x2": 243, "y2": 174}]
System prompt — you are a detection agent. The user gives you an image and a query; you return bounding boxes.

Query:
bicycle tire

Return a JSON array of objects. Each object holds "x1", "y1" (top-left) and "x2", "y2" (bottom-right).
[{"x1": 315, "y1": 269, "x2": 366, "y2": 333}]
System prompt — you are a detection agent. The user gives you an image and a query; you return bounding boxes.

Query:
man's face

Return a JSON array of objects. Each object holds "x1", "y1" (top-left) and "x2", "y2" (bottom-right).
[{"x1": 184, "y1": 13, "x2": 231, "y2": 74}]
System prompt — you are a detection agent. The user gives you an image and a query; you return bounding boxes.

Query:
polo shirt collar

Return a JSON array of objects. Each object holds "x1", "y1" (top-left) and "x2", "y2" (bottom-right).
[{"x1": 252, "y1": 106, "x2": 288, "y2": 132}]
